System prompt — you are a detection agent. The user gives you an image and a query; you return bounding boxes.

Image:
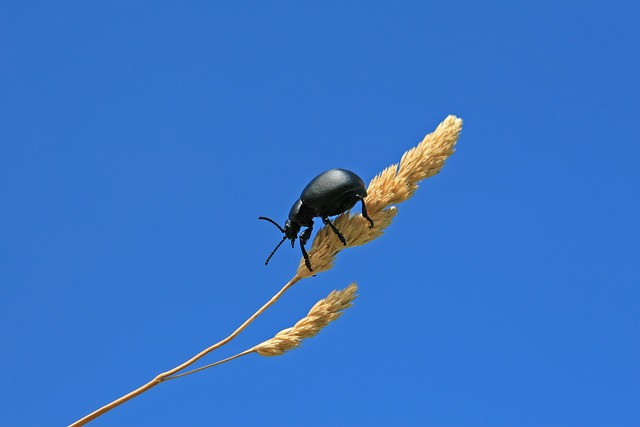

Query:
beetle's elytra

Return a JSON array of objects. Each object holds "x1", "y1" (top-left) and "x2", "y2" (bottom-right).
[{"x1": 259, "y1": 168, "x2": 374, "y2": 271}]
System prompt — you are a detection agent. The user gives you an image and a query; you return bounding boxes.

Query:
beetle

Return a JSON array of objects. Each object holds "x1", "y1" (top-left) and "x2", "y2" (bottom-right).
[{"x1": 259, "y1": 168, "x2": 374, "y2": 271}]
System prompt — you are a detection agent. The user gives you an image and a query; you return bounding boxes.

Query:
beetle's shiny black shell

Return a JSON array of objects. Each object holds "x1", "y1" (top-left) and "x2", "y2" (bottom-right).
[{"x1": 300, "y1": 168, "x2": 367, "y2": 217}]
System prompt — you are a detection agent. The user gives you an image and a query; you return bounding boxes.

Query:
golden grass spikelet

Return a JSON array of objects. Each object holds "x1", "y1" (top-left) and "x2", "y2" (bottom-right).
[
  {"x1": 254, "y1": 282, "x2": 358, "y2": 356},
  {"x1": 296, "y1": 115, "x2": 463, "y2": 278}
]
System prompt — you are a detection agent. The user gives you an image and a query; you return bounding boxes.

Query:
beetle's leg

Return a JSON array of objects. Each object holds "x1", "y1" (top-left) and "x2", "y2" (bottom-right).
[
  {"x1": 356, "y1": 195, "x2": 374, "y2": 229},
  {"x1": 299, "y1": 227, "x2": 313, "y2": 271},
  {"x1": 300, "y1": 242, "x2": 312, "y2": 271},
  {"x1": 322, "y1": 217, "x2": 347, "y2": 246},
  {"x1": 299, "y1": 226, "x2": 313, "y2": 246}
]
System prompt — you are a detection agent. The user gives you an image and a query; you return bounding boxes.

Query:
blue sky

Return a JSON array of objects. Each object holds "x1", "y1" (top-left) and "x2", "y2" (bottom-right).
[{"x1": 1, "y1": 2, "x2": 638, "y2": 426}]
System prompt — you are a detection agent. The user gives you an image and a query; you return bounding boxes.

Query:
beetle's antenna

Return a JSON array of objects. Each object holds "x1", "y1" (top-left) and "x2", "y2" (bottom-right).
[
  {"x1": 264, "y1": 236, "x2": 287, "y2": 266},
  {"x1": 258, "y1": 216, "x2": 285, "y2": 233}
]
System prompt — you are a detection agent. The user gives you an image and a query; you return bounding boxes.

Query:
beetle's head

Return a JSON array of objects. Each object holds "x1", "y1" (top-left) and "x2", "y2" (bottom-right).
[
  {"x1": 283, "y1": 219, "x2": 300, "y2": 243},
  {"x1": 258, "y1": 216, "x2": 299, "y2": 266}
]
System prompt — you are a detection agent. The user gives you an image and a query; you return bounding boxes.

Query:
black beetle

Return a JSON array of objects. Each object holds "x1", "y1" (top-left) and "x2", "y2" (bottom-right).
[{"x1": 259, "y1": 168, "x2": 374, "y2": 271}]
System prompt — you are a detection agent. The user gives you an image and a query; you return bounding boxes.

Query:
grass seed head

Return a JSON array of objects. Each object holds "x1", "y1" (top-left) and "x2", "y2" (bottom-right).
[
  {"x1": 296, "y1": 115, "x2": 463, "y2": 277},
  {"x1": 254, "y1": 283, "x2": 358, "y2": 356}
]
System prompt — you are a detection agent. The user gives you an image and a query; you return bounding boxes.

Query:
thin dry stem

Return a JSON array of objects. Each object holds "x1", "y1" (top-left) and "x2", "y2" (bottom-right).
[
  {"x1": 163, "y1": 349, "x2": 256, "y2": 381},
  {"x1": 69, "y1": 275, "x2": 302, "y2": 427},
  {"x1": 296, "y1": 115, "x2": 463, "y2": 277},
  {"x1": 164, "y1": 282, "x2": 359, "y2": 380}
]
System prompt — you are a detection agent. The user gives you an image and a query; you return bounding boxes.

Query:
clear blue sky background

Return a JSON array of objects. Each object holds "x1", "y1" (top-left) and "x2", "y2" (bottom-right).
[{"x1": 1, "y1": 2, "x2": 638, "y2": 426}]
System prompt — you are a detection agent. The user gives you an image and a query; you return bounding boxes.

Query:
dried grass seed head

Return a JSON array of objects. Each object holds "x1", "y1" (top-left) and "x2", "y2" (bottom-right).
[
  {"x1": 254, "y1": 283, "x2": 358, "y2": 357},
  {"x1": 296, "y1": 115, "x2": 463, "y2": 278}
]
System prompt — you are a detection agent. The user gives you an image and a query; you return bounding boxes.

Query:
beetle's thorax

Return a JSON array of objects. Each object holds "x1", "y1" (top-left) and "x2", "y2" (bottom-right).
[{"x1": 288, "y1": 199, "x2": 315, "y2": 228}]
